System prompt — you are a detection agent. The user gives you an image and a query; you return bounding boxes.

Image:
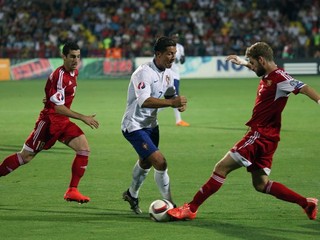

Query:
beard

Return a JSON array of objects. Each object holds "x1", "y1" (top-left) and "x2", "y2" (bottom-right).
[{"x1": 255, "y1": 62, "x2": 266, "y2": 77}]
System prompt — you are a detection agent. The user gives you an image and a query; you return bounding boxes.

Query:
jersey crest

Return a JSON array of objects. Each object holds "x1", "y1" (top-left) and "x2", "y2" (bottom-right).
[
  {"x1": 137, "y1": 82, "x2": 145, "y2": 89},
  {"x1": 165, "y1": 75, "x2": 170, "y2": 85}
]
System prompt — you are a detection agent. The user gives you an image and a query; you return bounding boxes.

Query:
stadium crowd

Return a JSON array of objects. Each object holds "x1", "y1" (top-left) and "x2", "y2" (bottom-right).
[{"x1": 0, "y1": 0, "x2": 320, "y2": 59}]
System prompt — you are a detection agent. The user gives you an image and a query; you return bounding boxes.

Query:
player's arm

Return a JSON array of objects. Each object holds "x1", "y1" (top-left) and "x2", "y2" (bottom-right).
[
  {"x1": 56, "y1": 106, "x2": 99, "y2": 129},
  {"x1": 142, "y1": 96, "x2": 187, "y2": 109},
  {"x1": 50, "y1": 87, "x2": 99, "y2": 129},
  {"x1": 54, "y1": 105, "x2": 99, "y2": 129},
  {"x1": 299, "y1": 85, "x2": 320, "y2": 104},
  {"x1": 226, "y1": 55, "x2": 253, "y2": 69}
]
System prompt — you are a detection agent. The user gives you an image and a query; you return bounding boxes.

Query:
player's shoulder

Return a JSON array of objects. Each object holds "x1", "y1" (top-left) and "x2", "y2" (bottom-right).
[
  {"x1": 177, "y1": 43, "x2": 183, "y2": 47},
  {"x1": 132, "y1": 62, "x2": 155, "y2": 80},
  {"x1": 268, "y1": 68, "x2": 294, "y2": 82},
  {"x1": 49, "y1": 66, "x2": 62, "y2": 80}
]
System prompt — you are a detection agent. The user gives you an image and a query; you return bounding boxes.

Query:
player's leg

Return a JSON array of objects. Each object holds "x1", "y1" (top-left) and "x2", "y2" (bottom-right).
[
  {"x1": 62, "y1": 123, "x2": 90, "y2": 203},
  {"x1": 168, "y1": 130, "x2": 259, "y2": 220},
  {"x1": 0, "y1": 148, "x2": 36, "y2": 176},
  {"x1": 0, "y1": 118, "x2": 49, "y2": 177},
  {"x1": 121, "y1": 128, "x2": 156, "y2": 213},
  {"x1": 145, "y1": 150, "x2": 173, "y2": 203},
  {"x1": 252, "y1": 170, "x2": 318, "y2": 220},
  {"x1": 189, "y1": 152, "x2": 241, "y2": 210},
  {"x1": 146, "y1": 126, "x2": 174, "y2": 203},
  {"x1": 122, "y1": 157, "x2": 150, "y2": 214},
  {"x1": 168, "y1": 152, "x2": 241, "y2": 220}
]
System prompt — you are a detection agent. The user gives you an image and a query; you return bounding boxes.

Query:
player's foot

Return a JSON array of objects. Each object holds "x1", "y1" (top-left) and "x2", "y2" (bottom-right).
[
  {"x1": 122, "y1": 189, "x2": 142, "y2": 214},
  {"x1": 64, "y1": 187, "x2": 90, "y2": 204},
  {"x1": 304, "y1": 198, "x2": 318, "y2": 220},
  {"x1": 167, "y1": 203, "x2": 197, "y2": 220},
  {"x1": 176, "y1": 120, "x2": 190, "y2": 127}
]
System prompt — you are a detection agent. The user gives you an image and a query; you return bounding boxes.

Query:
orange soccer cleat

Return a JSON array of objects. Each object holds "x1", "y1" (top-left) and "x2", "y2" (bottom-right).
[
  {"x1": 167, "y1": 203, "x2": 197, "y2": 220},
  {"x1": 304, "y1": 198, "x2": 318, "y2": 220},
  {"x1": 64, "y1": 187, "x2": 90, "y2": 204},
  {"x1": 176, "y1": 120, "x2": 190, "y2": 127}
]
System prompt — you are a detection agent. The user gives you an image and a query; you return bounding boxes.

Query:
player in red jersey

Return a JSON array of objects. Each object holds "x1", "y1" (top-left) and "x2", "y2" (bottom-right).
[
  {"x1": 168, "y1": 42, "x2": 319, "y2": 220},
  {"x1": 0, "y1": 42, "x2": 99, "y2": 203}
]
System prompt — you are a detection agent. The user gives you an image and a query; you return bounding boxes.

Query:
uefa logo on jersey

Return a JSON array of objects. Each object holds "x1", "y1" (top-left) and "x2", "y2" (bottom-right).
[
  {"x1": 138, "y1": 82, "x2": 145, "y2": 89},
  {"x1": 56, "y1": 92, "x2": 64, "y2": 101}
]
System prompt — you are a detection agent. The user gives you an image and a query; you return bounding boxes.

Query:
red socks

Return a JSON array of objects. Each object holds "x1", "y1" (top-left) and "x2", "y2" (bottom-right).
[
  {"x1": 189, "y1": 172, "x2": 225, "y2": 212},
  {"x1": 69, "y1": 151, "x2": 89, "y2": 188},
  {"x1": 264, "y1": 181, "x2": 307, "y2": 208},
  {"x1": 0, "y1": 153, "x2": 25, "y2": 176}
]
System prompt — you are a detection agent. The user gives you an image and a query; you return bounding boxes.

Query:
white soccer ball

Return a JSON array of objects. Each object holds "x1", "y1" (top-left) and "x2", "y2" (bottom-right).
[{"x1": 148, "y1": 199, "x2": 174, "y2": 222}]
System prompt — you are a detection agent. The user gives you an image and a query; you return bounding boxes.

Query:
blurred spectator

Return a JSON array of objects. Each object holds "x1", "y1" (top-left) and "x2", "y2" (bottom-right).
[{"x1": 0, "y1": 0, "x2": 319, "y2": 59}]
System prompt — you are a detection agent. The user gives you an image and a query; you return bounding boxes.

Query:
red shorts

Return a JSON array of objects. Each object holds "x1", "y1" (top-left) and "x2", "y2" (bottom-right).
[
  {"x1": 230, "y1": 129, "x2": 278, "y2": 175},
  {"x1": 24, "y1": 116, "x2": 84, "y2": 153}
]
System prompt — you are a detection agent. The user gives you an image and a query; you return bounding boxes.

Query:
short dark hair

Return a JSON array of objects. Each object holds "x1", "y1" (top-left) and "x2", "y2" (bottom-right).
[
  {"x1": 245, "y1": 42, "x2": 274, "y2": 61},
  {"x1": 153, "y1": 36, "x2": 176, "y2": 53},
  {"x1": 62, "y1": 42, "x2": 80, "y2": 56}
]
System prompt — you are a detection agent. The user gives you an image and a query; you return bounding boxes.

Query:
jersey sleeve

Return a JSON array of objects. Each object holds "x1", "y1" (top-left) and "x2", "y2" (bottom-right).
[
  {"x1": 277, "y1": 78, "x2": 305, "y2": 95},
  {"x1": 48, "y1": 71, "x2": 66, "y2": 105},
  {"x1": 132, "y1": 68, "x2": 153, "y2": 107}
]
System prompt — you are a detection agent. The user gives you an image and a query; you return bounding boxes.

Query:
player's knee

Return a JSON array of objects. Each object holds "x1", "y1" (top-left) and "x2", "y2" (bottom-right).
[
  {"x1": 153, "y1": 157, "x2": 167, "y2": 171},
  {"x1": 214, "y1": 162, "x2": 229, "y2": 177},
  {"x1": 253, "y1": 182, "x2": 266, "y2": 193},
  {"x1": 19, "y1": 151, "x2": 35, "y2": 163},
  {"x1": 76, "y1": 150, "x2": 90, "y2": 156},
  {"x1": 154, "y1": 159, "x2": 167, "y2": 171}
]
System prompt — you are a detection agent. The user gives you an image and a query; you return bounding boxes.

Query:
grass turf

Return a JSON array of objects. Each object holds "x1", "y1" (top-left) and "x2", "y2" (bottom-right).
[{"x1": 0, "y1": 76, "x2": 319, "y2": 240}]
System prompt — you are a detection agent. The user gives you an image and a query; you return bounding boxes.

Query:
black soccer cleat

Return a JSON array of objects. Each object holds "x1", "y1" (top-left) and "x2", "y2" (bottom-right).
[{"x1": 122, "y1": 189, "x2": 142, "y2": 214}]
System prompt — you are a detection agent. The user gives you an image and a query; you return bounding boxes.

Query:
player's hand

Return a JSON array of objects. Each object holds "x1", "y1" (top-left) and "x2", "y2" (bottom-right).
[
  {"x1": 178, "y1": 104, "x2": 186, "y2": 112},
  {"x1": 225, "y1": 55, "x2": 248, "y2": 66},
  {"x1": 171, "y1": 96, "x2": 187, "y2": 108},
  {"x1": 82, "y1": 114, "x2": 99, "y2": 129}
]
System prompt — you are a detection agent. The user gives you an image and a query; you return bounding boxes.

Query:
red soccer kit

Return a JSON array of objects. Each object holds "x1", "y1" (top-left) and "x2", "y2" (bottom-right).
[
  {"x1": 24, "y1": 66, "x2": 84, "y2": 153},
  {"x1": 230, "y1": 68, "x2": 305, "y2": 174}
]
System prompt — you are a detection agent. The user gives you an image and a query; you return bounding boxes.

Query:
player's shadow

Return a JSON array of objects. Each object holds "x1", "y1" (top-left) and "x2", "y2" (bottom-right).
[
  {"x1": 170, "y1": 218, "x2": 319, "y2": 240},
  {"x1": 0, "y1": 205, "x2": 142, "y2": 223}
]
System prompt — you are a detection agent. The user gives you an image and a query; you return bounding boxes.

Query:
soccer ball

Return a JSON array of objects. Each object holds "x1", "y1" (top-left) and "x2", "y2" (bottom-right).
[{"x1": 148, "y1": 199, "x2": 174, "y2": 222}]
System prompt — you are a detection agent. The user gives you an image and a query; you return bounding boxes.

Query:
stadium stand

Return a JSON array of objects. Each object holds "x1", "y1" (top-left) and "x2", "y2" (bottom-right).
[{"x1": 0, "y1": 0, "x2": 319, "y2": 59}]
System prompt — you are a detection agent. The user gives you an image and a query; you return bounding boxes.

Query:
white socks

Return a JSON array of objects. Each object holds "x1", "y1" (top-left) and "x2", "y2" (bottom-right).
[
  {"x1": 154, "y1": 168, "x2": 172, "y2": 201},
  {"x1": 128, "y1": 161, "x2": 172, "y2": 201},
  {"x1": 129, "y1": 161, "x2": 150, "y2": 198},
  {"x1": 174, "y1": 108, "x2": 181, "y2": 123}
]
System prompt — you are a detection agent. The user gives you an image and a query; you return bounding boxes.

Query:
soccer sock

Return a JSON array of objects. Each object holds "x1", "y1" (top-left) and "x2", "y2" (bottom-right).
[
  {"x1": 264, "y1": 181, "x2": 308, "y2": 208},
  {"x1": 129, "y1": 160, "x2": 150, "y2": 198},
  {"x1": 154, "y1": 168, "x2": 171, "y2": 201},
  {"x1": 69, "y1": 151, "x2": 89, "y2": 188},
  {"x1": 174, "y1": 108, "x2": 182, "y2": 123},
  {"x1": 189, "y1": 172, "x2": 225, "y2": 212},
  {"x1": 0, "y1": 153, "x2": 25, "y2": 176}
]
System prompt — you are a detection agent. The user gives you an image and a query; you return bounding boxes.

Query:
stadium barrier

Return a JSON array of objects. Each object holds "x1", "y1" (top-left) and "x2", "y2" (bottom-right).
[{"x1": 1, "y1": 57, "x2": 319, "y2": 81}]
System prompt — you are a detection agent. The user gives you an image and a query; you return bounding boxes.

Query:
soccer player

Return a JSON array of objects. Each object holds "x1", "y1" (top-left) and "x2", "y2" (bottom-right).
[
  {"x1": 0, "y1": 42, "x2": 99, "y2": 204},
  {"x1": 121, "y1": 36, "x2": 188, "y2": 214},
  {"x1": 170, "y1": 33, "x2": 190, "y2": 127},
  {"x1": 168, "y1": 42, "x2": 319, "y2": 220}
]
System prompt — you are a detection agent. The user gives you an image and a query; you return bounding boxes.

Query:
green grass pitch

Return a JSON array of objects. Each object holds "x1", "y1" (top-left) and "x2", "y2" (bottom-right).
[{"x1": 0, "y1": 76, "x2": 319, "y2": 240}]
